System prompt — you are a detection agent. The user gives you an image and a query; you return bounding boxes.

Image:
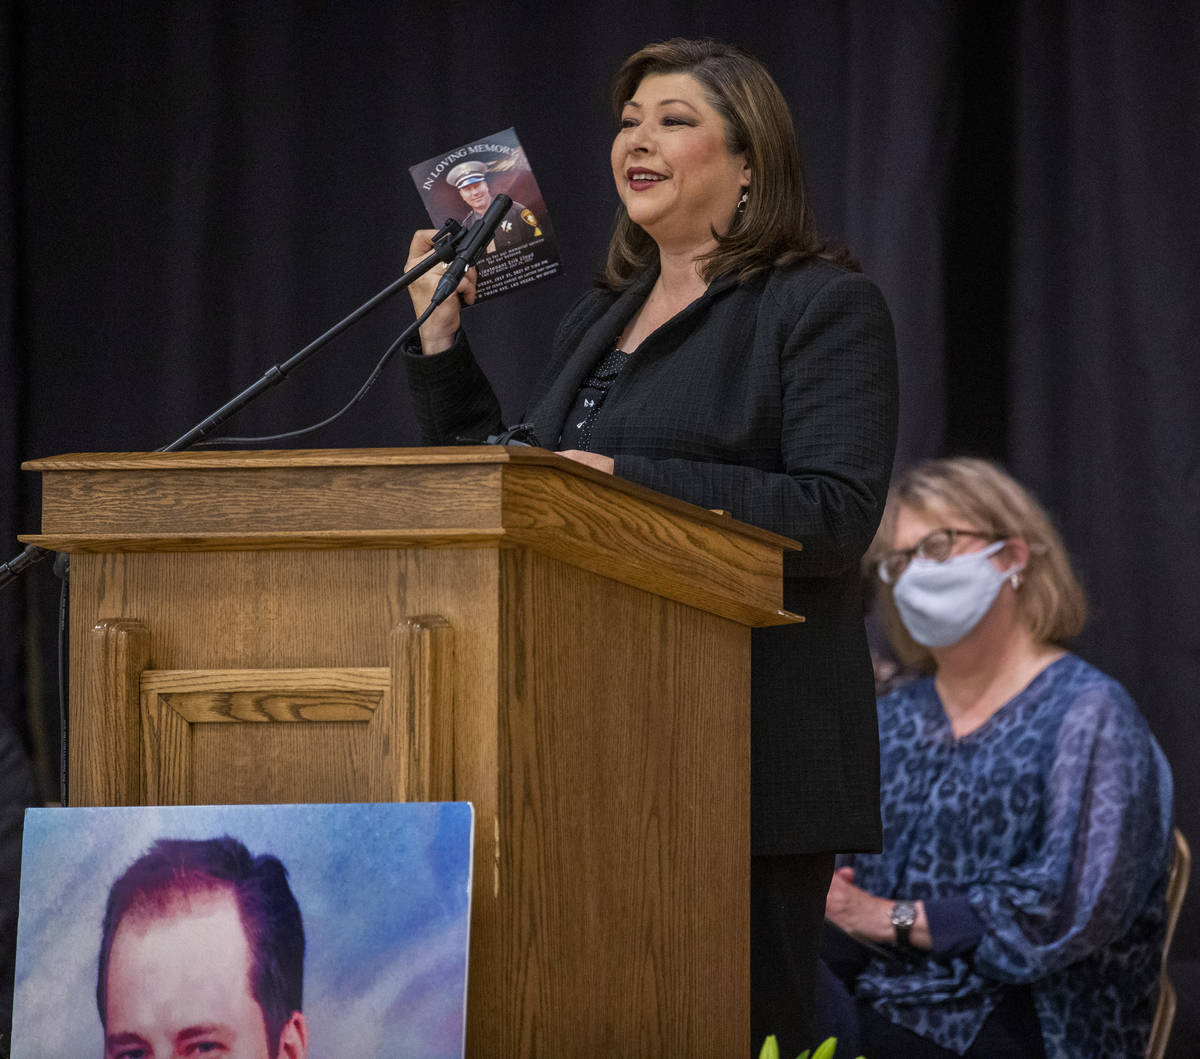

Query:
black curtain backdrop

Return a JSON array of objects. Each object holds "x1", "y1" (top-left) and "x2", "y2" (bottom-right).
[{"x1": 3, "y1": 0, "x2": 1198, "y2": 1046}]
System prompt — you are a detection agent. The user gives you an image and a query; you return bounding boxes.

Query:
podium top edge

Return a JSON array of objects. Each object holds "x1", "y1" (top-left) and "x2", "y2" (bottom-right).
[
  {"x1": 23, "y1": 445, "x2": 803, "y2": 553},
  {"x1": 23, "y1": 446, "x2": 529, "y2": 471}
]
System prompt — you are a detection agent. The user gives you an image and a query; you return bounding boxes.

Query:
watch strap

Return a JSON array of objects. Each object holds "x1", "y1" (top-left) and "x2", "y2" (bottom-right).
[{"x1": 890, "y1": 900, "x2": 917, "y2": 947}]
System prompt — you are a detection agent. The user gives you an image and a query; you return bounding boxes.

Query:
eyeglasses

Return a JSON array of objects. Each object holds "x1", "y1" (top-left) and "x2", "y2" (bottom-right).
[{"x1": 876, "y1": 528, "x2": 1005, "y2": 584}]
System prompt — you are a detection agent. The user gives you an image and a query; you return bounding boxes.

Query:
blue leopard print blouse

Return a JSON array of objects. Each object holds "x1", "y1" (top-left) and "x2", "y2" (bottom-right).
[{"x1": 845, "y1": 653, "x2": 1173, "y2": 1058}]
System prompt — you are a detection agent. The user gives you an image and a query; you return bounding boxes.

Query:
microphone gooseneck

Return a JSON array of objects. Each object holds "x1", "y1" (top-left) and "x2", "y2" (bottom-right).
[{"x1": 430, "y1": 193, "x2": 513, "y2": 307}]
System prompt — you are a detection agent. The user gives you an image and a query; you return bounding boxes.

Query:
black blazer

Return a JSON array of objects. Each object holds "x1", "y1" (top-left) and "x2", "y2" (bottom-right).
[{"x1": 406, "y1": 258, "x2": 898, "y2": 854}]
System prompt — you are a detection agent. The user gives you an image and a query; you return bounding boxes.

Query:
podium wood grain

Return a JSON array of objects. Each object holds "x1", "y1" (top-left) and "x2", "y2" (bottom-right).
[{"x1": 25, "y1": 448, "x2": 793, "y2": 1056}]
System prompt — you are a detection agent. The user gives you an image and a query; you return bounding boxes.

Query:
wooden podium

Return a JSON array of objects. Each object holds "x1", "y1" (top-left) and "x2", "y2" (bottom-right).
[{"x1": 23, "y1": 447, "x2": 801, "y2": 1056}]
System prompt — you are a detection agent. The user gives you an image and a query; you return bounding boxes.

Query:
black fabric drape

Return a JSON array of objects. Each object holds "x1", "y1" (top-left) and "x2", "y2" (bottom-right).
[
  {"x1": 3, "y1": 3, "x2": 1198, "y2": 1050},
  {"x1": 1005, "y1": 10, "x2": 1200, "y2": 1037},
  {"x1": 1, "y1": 3, "x2": 34, "y2": 780}
]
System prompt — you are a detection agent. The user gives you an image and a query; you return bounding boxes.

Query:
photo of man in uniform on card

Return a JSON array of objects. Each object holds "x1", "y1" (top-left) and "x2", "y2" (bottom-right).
[
  {"x1": 97, "y1": 836, "x2": 307, "y2": 1059},
  {"x1": 446, "y1": 160, "x2": 542, "y2": 254}
]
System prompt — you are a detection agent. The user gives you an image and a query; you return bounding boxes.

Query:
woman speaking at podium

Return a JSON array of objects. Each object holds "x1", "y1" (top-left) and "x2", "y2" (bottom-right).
[{"x1": 404, "y1": 38, "x2": 898, "y2": 1052}]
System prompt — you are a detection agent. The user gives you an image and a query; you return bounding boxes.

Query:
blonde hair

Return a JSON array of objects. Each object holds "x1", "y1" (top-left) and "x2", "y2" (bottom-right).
[{"x1": 868, "y1": 457, "x2": 1087, "y2": 669}]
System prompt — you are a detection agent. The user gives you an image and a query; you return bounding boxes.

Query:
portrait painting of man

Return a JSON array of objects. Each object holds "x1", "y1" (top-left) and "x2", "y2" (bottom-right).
[
  {"x1": 11, "y1": 802, "x2": 473, "y2": 1059},
  {"x1": 98, "y1": 836, "x2": 308, "y2": 1059}
]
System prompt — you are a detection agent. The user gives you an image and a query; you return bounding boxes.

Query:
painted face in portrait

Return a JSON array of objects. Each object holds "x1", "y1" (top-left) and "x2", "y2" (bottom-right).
[{"x1": 103, "y1": 888, "x2": 307, "y2": 1059}]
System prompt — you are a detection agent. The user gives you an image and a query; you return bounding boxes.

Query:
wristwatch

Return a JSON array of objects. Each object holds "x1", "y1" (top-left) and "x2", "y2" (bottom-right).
[{"x1": 889, "y1": 900, "x2": 917, "y2": 947}]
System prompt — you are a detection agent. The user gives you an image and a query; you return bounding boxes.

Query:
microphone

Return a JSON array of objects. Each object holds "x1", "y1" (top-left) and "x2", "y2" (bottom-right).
[{"x1": 430, "y1": 193, "x2": 512, "y2": 307}]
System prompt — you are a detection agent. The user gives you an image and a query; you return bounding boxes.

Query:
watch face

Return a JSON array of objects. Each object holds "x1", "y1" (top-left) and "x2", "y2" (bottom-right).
[{"x1": 890, "y1": 901, "x2": 916, "y2": 928}]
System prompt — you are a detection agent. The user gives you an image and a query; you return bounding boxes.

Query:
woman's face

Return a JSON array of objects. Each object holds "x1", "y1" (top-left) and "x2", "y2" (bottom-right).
[
  {"x1": 888, "y1": 503, "x2": 1031, "y2": 652},
  {"x1": 888, "y1": 504, "x2": 1013, "y2": 580},
  {"x1": 610, "y1": 71, "x2": 750, "y2": 252},
  {"x1": 891, "y1": 506, "x2": 994, "y2": 563}
]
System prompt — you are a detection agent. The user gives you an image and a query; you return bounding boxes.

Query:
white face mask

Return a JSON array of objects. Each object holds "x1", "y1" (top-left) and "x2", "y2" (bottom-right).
[{"x1": 892, "y1": 541, "x2": 1022, "y2": 648}]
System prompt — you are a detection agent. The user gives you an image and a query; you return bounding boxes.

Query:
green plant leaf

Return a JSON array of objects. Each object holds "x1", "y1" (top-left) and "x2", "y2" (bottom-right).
[
  {"x1": 760, "y1": 1032, "x2": 858, "y2": 1059},
  {"x1": 811, "y1": 1038, "x2": 839, "y2": 1059}
]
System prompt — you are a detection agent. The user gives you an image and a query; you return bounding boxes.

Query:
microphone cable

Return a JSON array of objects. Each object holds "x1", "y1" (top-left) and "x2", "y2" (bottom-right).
[
  {"x1": 195, "y1": 297, "x2": 439, "y2": 447},
  {"x1": 195, "y1": 196, "x2": 511, "y2": 448}
]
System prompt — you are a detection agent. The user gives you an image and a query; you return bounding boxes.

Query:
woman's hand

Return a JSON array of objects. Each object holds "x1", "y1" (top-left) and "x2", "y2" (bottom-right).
[
  {"x1": 557, "y1": 450, "x2": 615, "y2": 474},
  {"x1": 406, "y1": 229, "x2": 477, "y2": 355},
  {"x1": 825, "y1": 866, "x2": 900, "y2": 944}
]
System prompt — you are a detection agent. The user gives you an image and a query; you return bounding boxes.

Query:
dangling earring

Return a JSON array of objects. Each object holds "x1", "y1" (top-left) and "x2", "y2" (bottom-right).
[
  {"x1": 737, "y1": 189, "x2": 748, "y2": 212},
  {"x1": 1009, "y1": 572, "x2": 1023, "y2": 590}
]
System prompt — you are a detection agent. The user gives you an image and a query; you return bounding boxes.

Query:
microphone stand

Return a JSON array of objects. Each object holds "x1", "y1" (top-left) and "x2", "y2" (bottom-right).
[
  {"x1": 0, "y1": 215, "x2": 468, "y2": 593},
  {"x1": 163, "y1": 216, "x2": 468, "y2": 451},
  {"x1": 0, "y1": 545, "x2": 49, "y2": 589}
]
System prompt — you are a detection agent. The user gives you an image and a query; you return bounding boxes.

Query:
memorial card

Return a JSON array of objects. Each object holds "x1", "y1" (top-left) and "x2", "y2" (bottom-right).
[{"x1": 410, "y1": 127, "x2": 560, "y2": 301}]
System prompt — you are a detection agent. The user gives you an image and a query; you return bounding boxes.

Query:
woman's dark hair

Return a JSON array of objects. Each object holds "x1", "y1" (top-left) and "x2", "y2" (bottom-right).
[
  {"x1": 603, "y1": 37, "x2": 857, "y2": 288},
  {"x1": 97, "y1": 835, "x2": 305, "y2": 1055}
]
